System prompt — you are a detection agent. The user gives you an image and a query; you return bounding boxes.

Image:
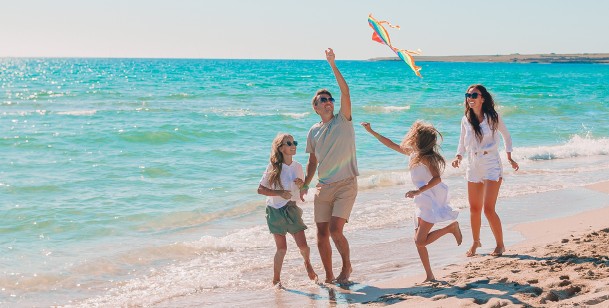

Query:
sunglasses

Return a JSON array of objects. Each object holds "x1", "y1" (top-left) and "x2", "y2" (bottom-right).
[
  {"x1": 317, "y1": 97, "x2": 335, "y2": 104},
  {"x1": 465, "y1": 93, "x2": 481, "y2": 99},
  {"x1": 282, "y1": 141, "x2": 298, "y2": 147}
]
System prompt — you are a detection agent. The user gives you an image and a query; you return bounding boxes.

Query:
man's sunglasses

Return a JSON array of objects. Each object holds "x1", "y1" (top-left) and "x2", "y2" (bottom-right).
[
  {"x1": 317, "y1": 97, "x2": 335, "y2": 104},
  {"x1": 465, "y1": 93, "x2": 480, "y2": 99},
  {"x1": 282, "y1": 141, "x2": 298, "y2": 147}
]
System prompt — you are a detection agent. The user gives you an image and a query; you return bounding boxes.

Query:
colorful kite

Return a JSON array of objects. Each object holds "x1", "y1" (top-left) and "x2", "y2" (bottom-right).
[{"x1": 368, "y1": 14, "x2": 422, "y2": 77}]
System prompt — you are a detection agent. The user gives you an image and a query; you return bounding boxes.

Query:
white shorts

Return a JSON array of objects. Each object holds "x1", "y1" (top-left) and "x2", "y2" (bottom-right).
[{"x1": 466, "y1": 151, "x2": 503, "y2": 183}]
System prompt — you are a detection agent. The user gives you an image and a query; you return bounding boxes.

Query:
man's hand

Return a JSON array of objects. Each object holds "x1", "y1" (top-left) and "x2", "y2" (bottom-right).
[
  {"x1": 299, "y1": 186, "x2": 308, "y2": 202},
  {"x1": 325, "y1": 48, "x2": 336, "y2": 65}
]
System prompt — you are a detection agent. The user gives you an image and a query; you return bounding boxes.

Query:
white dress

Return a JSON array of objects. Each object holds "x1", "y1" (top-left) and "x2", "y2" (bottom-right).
[{"x1": 410, "y1": 161, "x2": 459, "y2": 228}]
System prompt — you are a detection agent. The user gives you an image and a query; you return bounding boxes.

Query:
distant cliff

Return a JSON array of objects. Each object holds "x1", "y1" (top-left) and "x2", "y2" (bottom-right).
[{"x1": 370, "y1": 53, "x2": 609, "y2": 63}]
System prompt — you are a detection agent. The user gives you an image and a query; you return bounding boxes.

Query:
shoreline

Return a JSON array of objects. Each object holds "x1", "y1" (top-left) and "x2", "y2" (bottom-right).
[
  {"x1": 169, "y1": 179, "x2": 609, "y2": 307},
  {"x1": 370, "y1": 53, "x2": 609, "y2": 63},
  {"x1": 365, "y1": 181, "x2": 609, "y2": 307}
]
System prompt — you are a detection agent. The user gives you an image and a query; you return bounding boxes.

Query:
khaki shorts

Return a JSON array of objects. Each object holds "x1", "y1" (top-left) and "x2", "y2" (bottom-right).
[
  {"x1": 314, "y1": 177, "x2": 358, "y2": 223},
  {"x1": 266, "y1": 201, "x2": 307, "y2": 235}
]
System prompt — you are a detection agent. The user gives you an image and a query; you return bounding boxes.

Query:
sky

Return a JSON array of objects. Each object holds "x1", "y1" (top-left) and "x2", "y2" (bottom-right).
[{"x1": 1, "y1": 0, "x2": 608, "y2": 60}]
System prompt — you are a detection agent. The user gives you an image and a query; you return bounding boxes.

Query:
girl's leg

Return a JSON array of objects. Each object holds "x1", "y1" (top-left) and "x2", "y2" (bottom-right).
[
  {"x1": 467, "y1": 181, "x2": 484, "y2": 257},
  {"x1": 423, "y1": 221, "x2": 462, "y2": 246},
  {"x1": 414, "y1": 219, "x2": 436, "y2": 281},
  {"x1": 272, "y1": 234, "x2": 288, "y2": 285},
  {"x1": 292, "y1": 230, "x2": 318, "y2": 281},
  {"x1": 482, "y1": 179, "x2": 505, "y2": 256}
]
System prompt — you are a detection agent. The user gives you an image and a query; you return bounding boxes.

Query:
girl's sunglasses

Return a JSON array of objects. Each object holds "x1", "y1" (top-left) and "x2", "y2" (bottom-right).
[
  {"x1": 465, "y1": 93, "x2": 480, "y2": 99},
  {"x1": 282, "y1": 141, "x2": 298, "y2": 147}
]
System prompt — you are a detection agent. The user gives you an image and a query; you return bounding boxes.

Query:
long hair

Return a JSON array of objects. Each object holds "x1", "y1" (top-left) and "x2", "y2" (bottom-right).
[
  {"x1": 400, "y1": 121, "x2": 446, "y2": 173},
  {"x1": 464, "y1": 84, "x2": 499, "y2": 142},
  {"x1": 268, "y1": 133, "x2": 292, "y2": 190}
]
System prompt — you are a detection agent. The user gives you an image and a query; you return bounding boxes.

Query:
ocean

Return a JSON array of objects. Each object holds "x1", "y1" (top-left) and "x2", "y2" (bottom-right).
[{"x1": 2, "y1": 58, "x2": 609, "y2": 307}]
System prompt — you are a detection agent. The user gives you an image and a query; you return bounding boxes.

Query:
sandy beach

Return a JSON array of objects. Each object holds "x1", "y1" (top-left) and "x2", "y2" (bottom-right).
[
  {"x1": 361, "y1": 181, "x2": 609, "y2": 307},
  {"x1": 168, "y1": 179, "x2": 609, "y2": 308}
]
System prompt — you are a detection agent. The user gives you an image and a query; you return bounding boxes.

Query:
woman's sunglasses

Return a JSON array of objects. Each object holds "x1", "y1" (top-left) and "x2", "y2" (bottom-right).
[
  {"x1": 282, "y1": 141, "x2": 298, "y2": 147},
  {"x1": 465, "y1": 93, "x2": 480, "y2": 99}
]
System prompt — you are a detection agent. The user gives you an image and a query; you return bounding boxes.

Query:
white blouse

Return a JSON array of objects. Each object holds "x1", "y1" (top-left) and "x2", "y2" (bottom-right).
[{"x1": 456, "y1": 115, "x2": 513, "y2": 157}]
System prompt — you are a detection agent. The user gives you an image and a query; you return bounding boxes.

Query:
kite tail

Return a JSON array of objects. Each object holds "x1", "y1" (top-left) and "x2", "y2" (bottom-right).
[
  {"x1": 395, "y1": 49, "x2": 422, "y2": 78},
  {"x1": 376, "y1": 20, "x2": 400, "y2": 30},
  {"x1": 368, "y1": 14, "x2": 401, "y2": 28}
]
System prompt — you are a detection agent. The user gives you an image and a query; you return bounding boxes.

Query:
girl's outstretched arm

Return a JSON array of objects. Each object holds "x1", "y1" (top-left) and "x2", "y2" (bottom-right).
[{"x1": 360, "y1": 122, "x2": 412, "y2": 155}]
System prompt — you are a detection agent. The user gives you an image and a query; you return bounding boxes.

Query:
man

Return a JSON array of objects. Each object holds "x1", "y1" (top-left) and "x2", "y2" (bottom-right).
[{"x1": 301, "y1": 48, "x2": 358, "y2": 284}]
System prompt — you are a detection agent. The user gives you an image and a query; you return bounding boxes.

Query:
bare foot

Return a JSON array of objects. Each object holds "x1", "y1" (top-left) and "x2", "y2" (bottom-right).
[
  {"x1": 272, "y1": 280, "x2": 282, "y2": 288},
  {"x1": 451, "y1": 222, "x2": 463, "y2": 246},
  {"x1": 324, "y1": 276, "x2": 335, "y2": 284},
  {"x1": 304, "y1": 262, "x2": 318, "y2": 282},
  {"x1": 415, "y1": 278, "x2": 436, "y2": 286},
  {"x1": 335, "y1": 267, "x2": 352, "y2": 284},
  {"x1": 466, "y1": 241, "x2": 481, "y2": 257},
  {"x1": 490, "y1": 246, "x2": 505, "y2": 257}
]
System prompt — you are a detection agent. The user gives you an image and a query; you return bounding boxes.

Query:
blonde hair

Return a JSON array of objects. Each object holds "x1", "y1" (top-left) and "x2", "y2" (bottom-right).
[
  {"x1": 268, "y1": 133, "x2": 292, "y2": 189},
  {"x1": 400, "y1": 121, "x2": 446, "y2": 173}
]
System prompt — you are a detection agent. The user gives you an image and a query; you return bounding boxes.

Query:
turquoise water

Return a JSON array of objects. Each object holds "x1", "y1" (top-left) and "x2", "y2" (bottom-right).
[{"x1": 2, "y1": 58, "x2": 609, "y2": 306}]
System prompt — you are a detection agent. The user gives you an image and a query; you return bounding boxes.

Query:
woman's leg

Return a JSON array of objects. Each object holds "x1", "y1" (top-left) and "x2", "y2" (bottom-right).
[
  {"x1": 292, "y1": 230, "x2": 318, "y2": 281},
  {"x1": 482, "y1": 178, "x2": 505, "y2": 256},
  {"x1": 272, "y1": 234, "x2": 288, "y2": 285},
  {"x1": 467, "y1": 181, "x2": 484, "y2": 256}
]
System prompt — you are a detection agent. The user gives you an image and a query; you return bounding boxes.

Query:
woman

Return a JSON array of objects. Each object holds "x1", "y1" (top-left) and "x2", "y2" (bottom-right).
[{"x1": 451, "y1": 84, "x2": 519, "y2": 257}]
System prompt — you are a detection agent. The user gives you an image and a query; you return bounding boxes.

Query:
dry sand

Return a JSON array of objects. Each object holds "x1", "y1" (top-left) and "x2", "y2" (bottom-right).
[{"x1": 362, "y1": 181, "x2": 609, "y2": 307}]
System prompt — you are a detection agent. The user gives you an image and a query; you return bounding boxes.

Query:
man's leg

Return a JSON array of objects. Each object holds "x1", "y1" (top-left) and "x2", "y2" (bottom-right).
[
  {"x1": 330, "y1": 216, "x2": 351, "y2": 283},
  {"x1": 316, "y1": 222, "x2": 334, "y2": 283}
]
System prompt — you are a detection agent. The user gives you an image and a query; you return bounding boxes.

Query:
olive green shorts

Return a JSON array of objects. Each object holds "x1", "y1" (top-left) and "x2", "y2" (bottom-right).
[{"x1": 266, "y1": 201, "x2": 307, "y2": 235}]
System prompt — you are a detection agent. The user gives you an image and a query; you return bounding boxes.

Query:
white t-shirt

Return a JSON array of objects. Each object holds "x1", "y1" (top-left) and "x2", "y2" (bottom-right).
[{"x1": 259, "y1": 161, "x2": 304, "y2": 209}]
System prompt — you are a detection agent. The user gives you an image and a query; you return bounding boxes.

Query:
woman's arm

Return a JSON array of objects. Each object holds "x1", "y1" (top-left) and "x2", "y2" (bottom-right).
[
  {"x1": 360, "y1": 122, "x2": 411, "y2": 155},
  {"x1": 497, "y1": 115, "x2": 519, "y2": 171},
  {"x1": 452, "y1": 117, "x2": 467, "y2": 168}
]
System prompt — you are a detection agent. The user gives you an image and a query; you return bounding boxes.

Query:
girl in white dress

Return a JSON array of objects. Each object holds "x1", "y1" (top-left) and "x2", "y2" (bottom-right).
[
  {"x1": 361, "y1": 121, "x2": 462, "y2": 282},
  {"x1": 451, "y1": 84, "x2": 519, "y2": 257}
]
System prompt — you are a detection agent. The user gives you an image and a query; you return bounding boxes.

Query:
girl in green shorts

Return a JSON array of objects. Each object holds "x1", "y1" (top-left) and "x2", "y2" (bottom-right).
[{"x1": 257, "y1": 133, "x2": 318, "y2": 286}]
